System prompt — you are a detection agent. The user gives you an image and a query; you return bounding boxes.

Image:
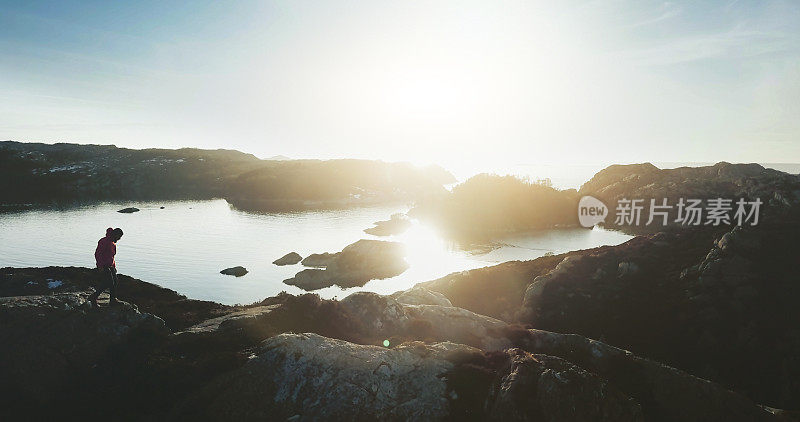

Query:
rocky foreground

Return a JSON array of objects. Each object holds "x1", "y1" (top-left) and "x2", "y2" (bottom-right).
[
  {"x1": 417, "y1": 221, "x2": 800, "y2": 413},
  {"x1": 0, "y1": 252, "x2": 795, "y2": 420}
]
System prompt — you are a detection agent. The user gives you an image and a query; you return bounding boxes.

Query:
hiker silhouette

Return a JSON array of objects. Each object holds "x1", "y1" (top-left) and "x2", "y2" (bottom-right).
[{"x1": 89, "y1": 227, "x2": 123, "y2": 308}]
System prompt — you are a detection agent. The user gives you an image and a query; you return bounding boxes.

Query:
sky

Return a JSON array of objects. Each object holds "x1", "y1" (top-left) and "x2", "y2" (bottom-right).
[{"x1": 1, "y1": 0, "x2": 799, "y2": 169}]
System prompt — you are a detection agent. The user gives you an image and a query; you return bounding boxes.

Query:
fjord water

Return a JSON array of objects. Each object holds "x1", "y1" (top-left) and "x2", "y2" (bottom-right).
[{"x1": 0, "y1": 199, "x2": 632, "y2": 305}]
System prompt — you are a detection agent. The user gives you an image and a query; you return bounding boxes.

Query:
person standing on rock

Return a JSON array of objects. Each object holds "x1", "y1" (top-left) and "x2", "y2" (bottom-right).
[{"x1": 89, "y1": 227, "x2": 123, "y2": 308}]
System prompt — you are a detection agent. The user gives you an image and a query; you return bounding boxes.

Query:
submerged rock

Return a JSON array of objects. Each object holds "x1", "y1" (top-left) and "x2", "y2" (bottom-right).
[
  {"x1": 220, "y1": 266, "x2": 248, "y2": 277},
  {"x1": 117, "y1": 207, "x2": 140, "y2": 213},
  {"x1": 273, "y1": 252, "x2": 302, "y2": 266}
]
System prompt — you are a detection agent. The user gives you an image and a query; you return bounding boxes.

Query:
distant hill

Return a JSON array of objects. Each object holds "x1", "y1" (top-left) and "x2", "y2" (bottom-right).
[
  {"x1": 578, "y1": 161, "x2": 800, "y2": 232},
  {"x1": 0, "y1": 141, "x2": 455, "y2": 210},
  {"x1": 265, "y1": 155, "x2": 292, "y2": 161},
  {"x1": 226, "y1": 159, "x2": 455, "y2": 211}
]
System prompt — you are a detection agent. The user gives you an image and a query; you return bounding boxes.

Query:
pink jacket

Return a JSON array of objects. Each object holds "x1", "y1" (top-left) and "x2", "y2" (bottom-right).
[{"x1": 95, "y1": 228, "x2": 117, "y2": 268}]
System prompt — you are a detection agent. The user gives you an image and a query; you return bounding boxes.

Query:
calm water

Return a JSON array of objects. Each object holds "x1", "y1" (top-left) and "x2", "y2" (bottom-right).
[
  {"x1": 0, "y1": 199, "x2": 632, "y2": 305},
  {"x1": 3, "y1": 161, "x2": 793, "y2": 305}
]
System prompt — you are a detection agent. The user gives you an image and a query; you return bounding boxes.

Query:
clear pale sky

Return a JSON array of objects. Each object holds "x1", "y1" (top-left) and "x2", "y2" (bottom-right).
[{"x1": 1, "y1": 0, "x2": 798, "y2": 167}]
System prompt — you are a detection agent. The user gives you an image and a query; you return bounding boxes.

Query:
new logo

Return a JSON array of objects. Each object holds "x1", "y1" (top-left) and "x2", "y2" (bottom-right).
[{"x1": 578, "y1": 196, "x2": 608, "y2": 228}]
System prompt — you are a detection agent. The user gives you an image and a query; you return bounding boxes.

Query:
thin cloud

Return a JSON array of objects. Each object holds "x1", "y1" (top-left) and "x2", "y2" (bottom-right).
[
  {"x1": 616, "y1": 29, "x2": 798, "y2": 66},
  {"x1": 724, "y1": 0, "x2": 741, "y2": 13},
  {"x1": 0, "y1": 122, "x2": 164, "y2": 131},
  {"x1": 628, "y1": 2, "x2": 683, "y2": 28}
]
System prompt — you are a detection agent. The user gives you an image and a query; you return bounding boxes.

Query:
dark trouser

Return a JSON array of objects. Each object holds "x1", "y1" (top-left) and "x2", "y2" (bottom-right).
[{"x1": 90, "y1": 266, "x2": 118, "y2": 301}]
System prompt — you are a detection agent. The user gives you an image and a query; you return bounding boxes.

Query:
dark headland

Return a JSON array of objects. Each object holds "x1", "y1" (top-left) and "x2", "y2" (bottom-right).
[{"x1": 0, "y1": 141, "x2": 455, "y2": 211}]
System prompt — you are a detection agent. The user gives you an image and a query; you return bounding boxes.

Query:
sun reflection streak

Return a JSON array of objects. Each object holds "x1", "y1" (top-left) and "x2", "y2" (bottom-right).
[{"x1": 389, "y1": 218, "x2": 480, "y2": 280}]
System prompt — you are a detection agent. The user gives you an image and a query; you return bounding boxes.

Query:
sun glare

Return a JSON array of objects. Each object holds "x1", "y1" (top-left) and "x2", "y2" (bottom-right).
[{"x1": 391, "y1": 218, "x2": 478, "y2": 279}]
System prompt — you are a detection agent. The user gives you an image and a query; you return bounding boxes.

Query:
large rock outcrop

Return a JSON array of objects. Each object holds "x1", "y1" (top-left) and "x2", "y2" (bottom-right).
[
  {"x1": 416, "y1": 253, "x2": 568, "y2": 321},
  {"x1": 174, "y1": 333, "x2": 468, "y2": 420},
  {"x1": 334, "y1": 288, "x2": 783, "y2": 420},
  {"x1": 175, "y1": 304, "x2": 282, "y2": 339},
  {"x1": 338, "y1": 291, "x2": 513, "y2": 350},
  {"x1": 516, "y1": 329, "x2": 781, "y2": 422},
  {"x1": 392, "y1": 284, "x2": 453, "y2": 306},
  {"x1": 416, "y1": 215, "x2": 800, "y2": 411},
  {"x1": 678, "y1": 223, "x2": 800, "y2": 407},
  {"x1": 0, "y1": 266, "x2": 228, "y2": 330},
  {"x1": 0, "y1": 270, "x2": 788, "y2": 421},
  {"x1": 340, "y1": 291, "x2": 410, "y2": 337},
  {"x1": 485, "y1": 349, "x2": 643, "y2": 421},
  {"x1": 174, "y1": 333, "x2": 648, "y2": 422},
  {"x1": 510, "y1": 221, "x2": 800, "y2": 410},
  {"x1": 0, "y1": 293, "x2": 168, "y2": 414}
]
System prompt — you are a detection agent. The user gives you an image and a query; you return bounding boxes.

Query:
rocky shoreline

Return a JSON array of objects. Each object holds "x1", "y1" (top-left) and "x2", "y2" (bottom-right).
[
  {"x1": 2, "y1": 224, "x2": 798, "y2": 421},
  {"x1": 3, "y1": 158, "x2": 800, "y2": 419}
]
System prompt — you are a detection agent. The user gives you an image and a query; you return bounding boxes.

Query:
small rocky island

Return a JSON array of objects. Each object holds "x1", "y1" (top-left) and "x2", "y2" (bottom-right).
[
  {"x1": 220, "y1": 266, "x2": 248, "y2": 277},
  {"x1": 284, "y1": 239, "x2": 409, "y2": 290},
  {"x1": 272, "y1": 252, "x2": 302, "y2": 266}
]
